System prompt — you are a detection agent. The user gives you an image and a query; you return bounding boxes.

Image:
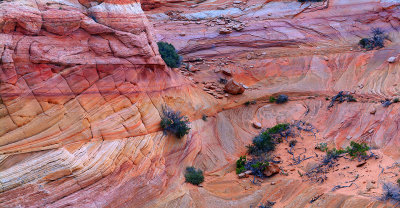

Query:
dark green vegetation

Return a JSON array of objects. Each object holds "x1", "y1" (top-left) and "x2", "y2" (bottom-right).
[
  {"x1": 157, "y1": 41, "x2": 181, "y2": 68},
  {"x1": 359, "y1": 28, "x2": 387, "y2": 50},
  {"x1": 393, "y1": 98, "x2": 399, "y2": 103},
  {"x1": 202, "y1": 114, "x2": 207, "y2": 121},
  {"x1": 236, "y1": 156, "x2": 247, "y2": 174},
  {"x1": 246, "y1": 159, "x2": 270, "y2": 178},
  {"x1": 345, "y1": 141, "x2": 370, "y2": 159},
  {"x1": 269, "y1": 96, "x2": 276, "y2": 103},
  {"x1": 246, "y1": 123, "x2": 290, "y2": 155},
  {"x1": 185, "y1": 167, "x2": 204, "y2": 185},
  {"x1": 306, "y1": 141, "x2": 372, "y2": 183},
  {"x1": 160, "y1": 106, "x2": 190, "y2": 138}
]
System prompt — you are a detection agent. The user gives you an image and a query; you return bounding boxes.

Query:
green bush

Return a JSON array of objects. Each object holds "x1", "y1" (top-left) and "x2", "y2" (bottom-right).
[
  {"x1": 185, "y1": 167, "x2": 204, "y2": 185},
  {"x1": 345, "y1": 141, "x2": 370, "y2": 159},
  {"x1": 359, "y1": 28, "x2": 387, "y2": 50},
  {"x1": 236, "y1": 156, "x2": 247, "y2": 174},
  {"x1": 160, "y1": 106, "x2": 190, "y2": 138},
  {"x1": 157, "y1": 41, "x2": 181, "y2": 68},
  {"x1": 247, "y1": 123, "x2": 289, "y2": 155},
  {"x1": 269, "y1": 96, "x2": 276, "y2": 103}
]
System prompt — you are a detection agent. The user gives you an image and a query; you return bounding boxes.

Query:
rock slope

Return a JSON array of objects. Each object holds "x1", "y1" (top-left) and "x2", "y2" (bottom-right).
[{"x1": 1, "y1": 0, "x2": 400, "y2": 207}]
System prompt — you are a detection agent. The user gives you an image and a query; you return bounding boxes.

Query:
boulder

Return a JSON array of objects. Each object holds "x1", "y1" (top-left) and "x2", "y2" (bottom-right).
[
  {"x1": 219, "y1": 27, "x2": 232, "y2": 34},
  {"x1": 388, "y1": 57, "x2": 396, "y2": 63},
  {"x1": 224, "y1": 79, "x2": 245, "y2": 95},
  {"x1": 263, "y1": 163, "x2": 280, "y2": 177},
  {"x1": 253, "y1": 122, "x2": 262, "y2": 129}
]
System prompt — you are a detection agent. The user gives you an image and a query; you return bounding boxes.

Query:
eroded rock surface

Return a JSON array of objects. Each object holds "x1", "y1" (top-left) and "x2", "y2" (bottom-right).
[{"x1": 1, "y1": 0, "x2": 400, "y2": 207}]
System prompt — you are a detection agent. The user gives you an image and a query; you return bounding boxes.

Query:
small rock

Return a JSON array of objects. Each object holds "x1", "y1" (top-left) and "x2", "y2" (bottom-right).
[
  {"x1": 346, "y1": 136, "x2": 352, "y2": 140},
  {"x1": 244, "y1": 170, "x2": 252, "y2": 175},
  {"x1": 388, "y1": 57, "x2": 396, "y2": 63},
  {"x1": 179, "y1": 32, "x2": 186, "y2": 36},
  {"x1": 233, "y1": 0, "x2": 242, "y2": 4},
  {"x1": 246, "y1": 54, "x2": 252, "y2": 60},
  {"x1": 323, "y1": 56, "x2": 329, "y2": 61},
  {"x1": 225, "y1": 93, "x2": 229, "y2": 97},
  {"x1": 368, "y1": 129, "x2": 374, "y2": 134},
  {"x1": 370, "y1": 108, "x2": 377, "y2": 114},
  {"x1": 214, "y1": 68, "x2": 221, "y2": 73},
  {"x1": 242, "y1": 85, "x2": 249, "y2": 89},
  {"x1": 358, "y1": 84, "x2": 364, "y2": 89},
  {"x1": 224, "y1": 79, "x2": 245, "y2": 95},
  {"x1": 271, "y1": 182, "x2": 276, "y2": 185},
  {"x1": 219, "y1": 27, "x2": 232, "y2": 34},
  {"x1": 253, "y1": 122, "x2": 262, "y2": 129},
  {"x1": 222, "y1": 68, "x2": 232, "y2": 76}
]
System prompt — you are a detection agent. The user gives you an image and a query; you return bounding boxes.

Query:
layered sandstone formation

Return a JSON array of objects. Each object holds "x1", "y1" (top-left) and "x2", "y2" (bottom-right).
[{"x1": 1, "y1": 0, "x2": 400, "y2": 207}]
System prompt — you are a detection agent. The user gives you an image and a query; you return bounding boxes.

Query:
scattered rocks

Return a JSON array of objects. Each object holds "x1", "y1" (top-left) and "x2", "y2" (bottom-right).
[
  {"x1": 253, "y1": 122, "x2": 262, "y2": 129},
  {"x1": 388, "y1": 56, "x2": 396, "y2": 63},
  {"x1": 264, "y1": 163, "x2": 280, "y2": 177},
  {"x1": 224, "y1": 79, "x2": 245, "y2": 94}
]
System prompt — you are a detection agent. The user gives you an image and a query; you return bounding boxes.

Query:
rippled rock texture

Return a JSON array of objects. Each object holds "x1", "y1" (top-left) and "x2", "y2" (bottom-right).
[{"x1": 1, "y1": 0, "x2": 400, "y2": 207}]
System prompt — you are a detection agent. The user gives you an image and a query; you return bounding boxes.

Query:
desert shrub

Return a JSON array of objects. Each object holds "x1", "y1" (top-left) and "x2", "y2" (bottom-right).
[
  {"x1": 393, "y1": 98, "x2": 399, "y2": 103},
  {"x1": 258, "y1": 201, "x2": 276, "y2": 208},
  {"x1": 345, "y1": 141, "x2": 369, "y2": 159},
  {"x1": 236, "y1": 155, "x2": 247, "y2": 174},
  {"x1": 359, "y1": 28, "x2": 387, "y2": 50},
  {"x1": 269, "y1": 96, "x2": 276, "y2": 103},
  {"x1": 219, "y1": 78, "x2": 228, "y2": 84},
  {"x1": 244, "y1": 100, "x2": 256, "y2": 106},
  {"x1": 247, "y1": 123, "x2": 289, "y2": 155},
  {"x1": 276, "y1": 94, "x2": 288, "y2": 104},
  {"x1": 202, "y1": 115, "x2": 207, "y2": 121},
  {"x1": 160, "y1": 106, "x2": 190, "y2": 138},
  {"x1": 328, "y1": 91, "x2": 357, "y2": 108},
  {"x1": 380, "y1": 182, "x2": 400, "y2": 206},
  {"x1": 157, "y1": 41, "x2": 182, "y2": 68},
  {"x1": 245, "y1": 158, "x2": 269, "y2": 178},
  {"x1": 315, "y1": 142, "x2": 328, "y2": 152},
  {"x1": 185, "y1": 167, "x2": 204, "y2": 185}
]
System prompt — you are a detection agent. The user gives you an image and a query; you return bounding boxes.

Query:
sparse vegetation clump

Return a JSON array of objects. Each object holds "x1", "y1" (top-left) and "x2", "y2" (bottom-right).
[
  {"x1": 328, "y1": 91, "x2": 357, "y2": 109},
  {"x1": 202, "y1": 114, "x2": 207, "y2": 121},
  {"x1": 236, "y1": 156, "x2": 247, "y2": 174},
  {"x1": 244, "y1": 100, "x2": 256, "y2": 106},
  {"x1": 359, "y1": 28, "x2": 388, "y2": 50},
  {"x1": 276, "y1": 94, "x2": 289, "y2": 104},
  {"x1": 345, "y1": 141, "x2": 370, "y2": 159},
  {"x1": 393, "y1": 98, "x2": 399, "y2": 103},
  {"x1": 246, "y1": 123, "x2": 290, "y2": 155},
  {"x1": 315, "y1": 142, "x2": 328, "y2": 152},
  {"x1": 380, "y1": 182, "x2": 400, "y2": 206},
  {"x1": 245, "y1": 158, "x2": 270, "y2": 178},
  {"x1": 160, "y1": 106, "x2": 190, "y2": 138},
  {"x1": 157, "y1": 41, "x2": 182, "y2": 68},
  {"x1": 269, "y1": 96, "x2": 276, "y2": 103},
  {"x1": 185, "y1": 167, "x2": 204, "y2": 185}
]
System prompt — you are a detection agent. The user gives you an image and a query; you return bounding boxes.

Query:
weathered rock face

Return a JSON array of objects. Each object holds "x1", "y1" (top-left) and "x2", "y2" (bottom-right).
[
  {"x1": 2, "y1": 0, "x2": 400, "y2": 207},
  {"x1": 0, "y1": 0, "x2": 217, "y2": 207}
]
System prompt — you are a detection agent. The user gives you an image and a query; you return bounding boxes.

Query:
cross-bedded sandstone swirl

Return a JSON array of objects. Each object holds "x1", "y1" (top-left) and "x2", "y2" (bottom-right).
[{"x1": 1, "y1": 0, "x2": 400, "y2": 207}]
